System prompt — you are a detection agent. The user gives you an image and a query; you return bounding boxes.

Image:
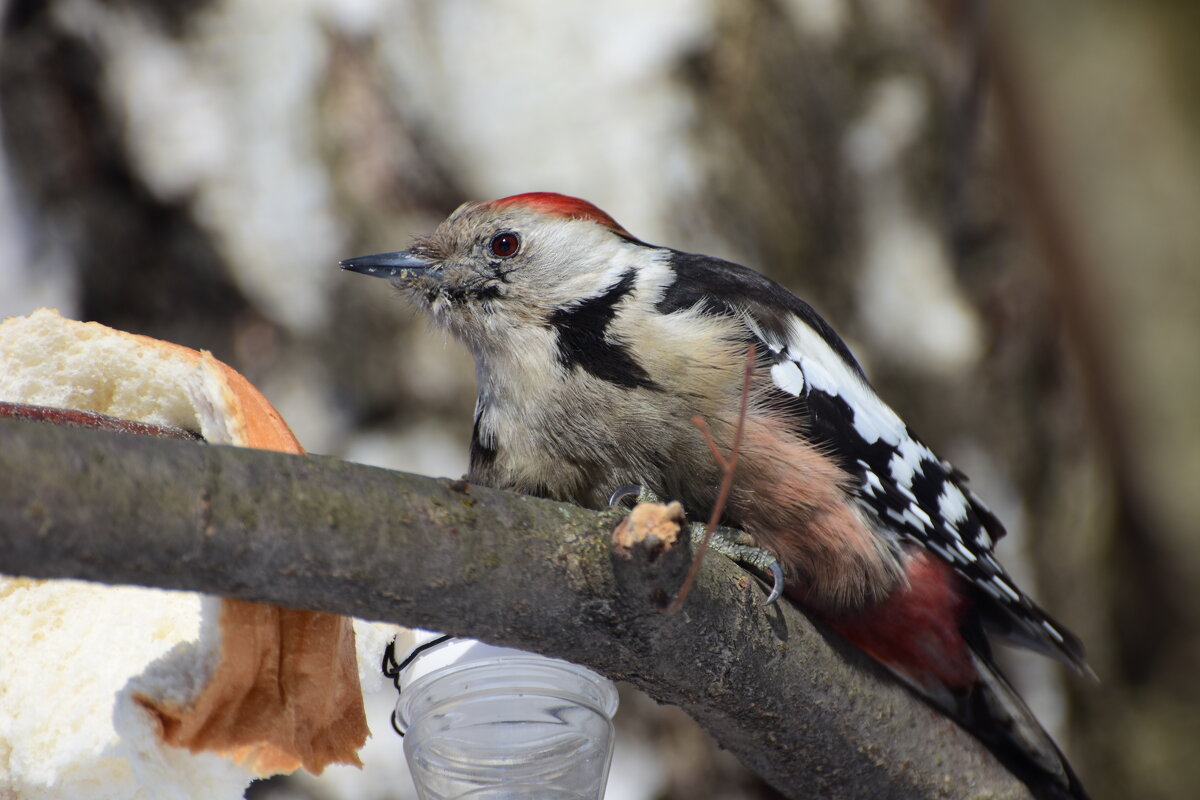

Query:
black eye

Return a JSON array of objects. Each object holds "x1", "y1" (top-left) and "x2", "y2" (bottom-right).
[{"x1": 490, "y1": 232, "x2": 520, "y2": 258}]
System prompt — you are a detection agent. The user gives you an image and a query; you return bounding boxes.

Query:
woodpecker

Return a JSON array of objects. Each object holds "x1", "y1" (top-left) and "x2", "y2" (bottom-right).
[{"x1": 342, "y1": 192, "x2": 1089, "y2": 799}]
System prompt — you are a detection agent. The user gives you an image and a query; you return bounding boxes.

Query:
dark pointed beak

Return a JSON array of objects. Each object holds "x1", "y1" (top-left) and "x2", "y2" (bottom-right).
[{"x1": 339, "y1": 250, "x2": 438, "y2": 279}]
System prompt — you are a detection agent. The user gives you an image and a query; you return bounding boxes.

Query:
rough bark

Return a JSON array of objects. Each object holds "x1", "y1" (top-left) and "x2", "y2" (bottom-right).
[{"x1": 0, "y1": 416, "x2": 1031, "y2": 799}]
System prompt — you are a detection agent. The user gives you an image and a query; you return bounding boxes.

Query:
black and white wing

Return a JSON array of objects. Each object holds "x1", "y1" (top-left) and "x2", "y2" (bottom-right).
[
  {"x1": 753, "y1": 300, "x2": 1088, "y2": 670},
  {"x1": 661, "y1": 251, "x2": 1086, "y2": 669}
]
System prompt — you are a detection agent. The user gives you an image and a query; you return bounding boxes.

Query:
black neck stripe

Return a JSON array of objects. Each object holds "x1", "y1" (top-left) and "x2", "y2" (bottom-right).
[{"x1": 548, "y1": 269, "x2": 659, "y2": 390}]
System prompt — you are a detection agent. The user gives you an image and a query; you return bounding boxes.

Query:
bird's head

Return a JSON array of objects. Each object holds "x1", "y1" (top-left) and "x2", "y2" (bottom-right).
[{"x1": 341, "y1": 193, "x2": 657, "y2": 347}]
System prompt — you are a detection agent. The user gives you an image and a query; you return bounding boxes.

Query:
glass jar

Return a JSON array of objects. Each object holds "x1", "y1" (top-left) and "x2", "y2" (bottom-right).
[{"x1": 393, "y1": 636, "x2": 618, "y2": 800}]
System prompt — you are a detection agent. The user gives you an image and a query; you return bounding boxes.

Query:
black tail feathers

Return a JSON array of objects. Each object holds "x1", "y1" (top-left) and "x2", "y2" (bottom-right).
[{"x1": 952, "y1": 653, "x2": 1090, "y2": 800}]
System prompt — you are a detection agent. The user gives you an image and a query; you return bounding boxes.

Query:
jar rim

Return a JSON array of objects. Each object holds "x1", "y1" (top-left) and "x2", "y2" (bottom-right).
[{"x1": 395, "y1": 654, "x2": 620, "y2": 729}]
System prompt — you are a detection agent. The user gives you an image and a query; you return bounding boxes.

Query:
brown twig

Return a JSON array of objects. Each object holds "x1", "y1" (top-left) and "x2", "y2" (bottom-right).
[
  {"x1": 666, "y1": 343, "x2": 757, "y2": 614},
  {"x1": 693, "y1": 417, "x2": 729, "y2": 471}
]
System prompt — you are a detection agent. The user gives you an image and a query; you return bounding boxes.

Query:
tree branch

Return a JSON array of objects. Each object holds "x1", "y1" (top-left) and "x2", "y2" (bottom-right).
[{"x1": 0, "y1": 417, "x2": 1031, "y2": 799}]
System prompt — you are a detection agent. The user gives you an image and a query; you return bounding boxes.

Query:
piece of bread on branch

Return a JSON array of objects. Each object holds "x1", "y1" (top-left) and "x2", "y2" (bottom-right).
[{"x1": 0, "y1": 308, "x2": 370, "y2": 799}]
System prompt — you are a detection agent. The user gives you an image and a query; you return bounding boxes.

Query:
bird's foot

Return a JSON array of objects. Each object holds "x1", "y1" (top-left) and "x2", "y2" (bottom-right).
[
  {"x1": 695, "y1": 524, "x2": 785, "y2": 606},
  {"x1": 608, "y1": 483, "x2": 784, "y2": 605}
]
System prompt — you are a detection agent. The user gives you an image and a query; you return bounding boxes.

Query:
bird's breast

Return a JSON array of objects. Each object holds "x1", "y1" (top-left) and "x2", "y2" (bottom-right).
[{"x1": 466, "y1": 306, "x2": 752, "y2": 507}]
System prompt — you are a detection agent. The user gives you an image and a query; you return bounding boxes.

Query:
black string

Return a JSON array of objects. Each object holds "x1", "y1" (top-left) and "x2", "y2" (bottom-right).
[{"x1": 382, "y1": 634, "x2": 454, "y2": 736}]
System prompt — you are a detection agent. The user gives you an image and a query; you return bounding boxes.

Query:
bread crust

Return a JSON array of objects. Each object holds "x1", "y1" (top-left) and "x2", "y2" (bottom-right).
[{"x1": 0, "y1": 308, "x2": 367, "y2": 777}]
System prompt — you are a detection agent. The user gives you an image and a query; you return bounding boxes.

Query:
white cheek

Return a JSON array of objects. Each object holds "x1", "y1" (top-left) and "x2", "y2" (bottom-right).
[{"x1": 531, "y1": 223, "x2": 658, "y2": 303}]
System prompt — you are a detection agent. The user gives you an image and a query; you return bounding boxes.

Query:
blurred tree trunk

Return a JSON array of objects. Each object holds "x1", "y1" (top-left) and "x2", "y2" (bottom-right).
[{"x1": 992, "y1": 3, "x2": 1200, "y2": 797}]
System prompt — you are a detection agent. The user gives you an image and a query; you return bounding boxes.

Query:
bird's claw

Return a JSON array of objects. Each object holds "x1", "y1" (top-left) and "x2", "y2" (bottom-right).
[
  {"x1": 608, "y1": 483, "x2": 645, "y2": 508},
  {"x1": 764, "y1": 560, "x2": 785, "y2": 606},
  {"x1": 695, "y1": 523, "x2": 786, "y2": 606}
]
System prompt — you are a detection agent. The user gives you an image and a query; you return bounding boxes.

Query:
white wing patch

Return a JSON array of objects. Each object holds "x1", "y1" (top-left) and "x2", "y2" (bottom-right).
[
  {"x1": 896, "y1": 437, "x2": 935, "y2": 487},
  {"x1": 902, "y1": 506, "x2": 932, "y2": 531},
  {"x1": 953, "y1": 540, "x2": 978, "y2": 562},
  {"x1": 938, "y1": 484, "x2": 971, "y2": 526},
  {"x1": 860, "y1": 463, "x2": 885, "y2": 497},
  {"x1": 770, "y1": 360, "x2": 806, "y2": 395},
  {"x1": 782, "y1": 317, "x2": 906, "y2": 446},
  {"x1": 889, "y1": 451, "x2": 916, "y2": 489}
]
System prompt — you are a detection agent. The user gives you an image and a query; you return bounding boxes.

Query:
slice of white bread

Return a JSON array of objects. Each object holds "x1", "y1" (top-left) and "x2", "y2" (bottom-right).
[{"x1": 0, "y1": 308, "x2": 369, "y2": 798}]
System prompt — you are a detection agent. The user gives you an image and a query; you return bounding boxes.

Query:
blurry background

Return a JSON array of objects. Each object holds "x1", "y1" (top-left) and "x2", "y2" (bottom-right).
[{"x1": 2, "y1": 1, "x2": 1197, "y2": 798}]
